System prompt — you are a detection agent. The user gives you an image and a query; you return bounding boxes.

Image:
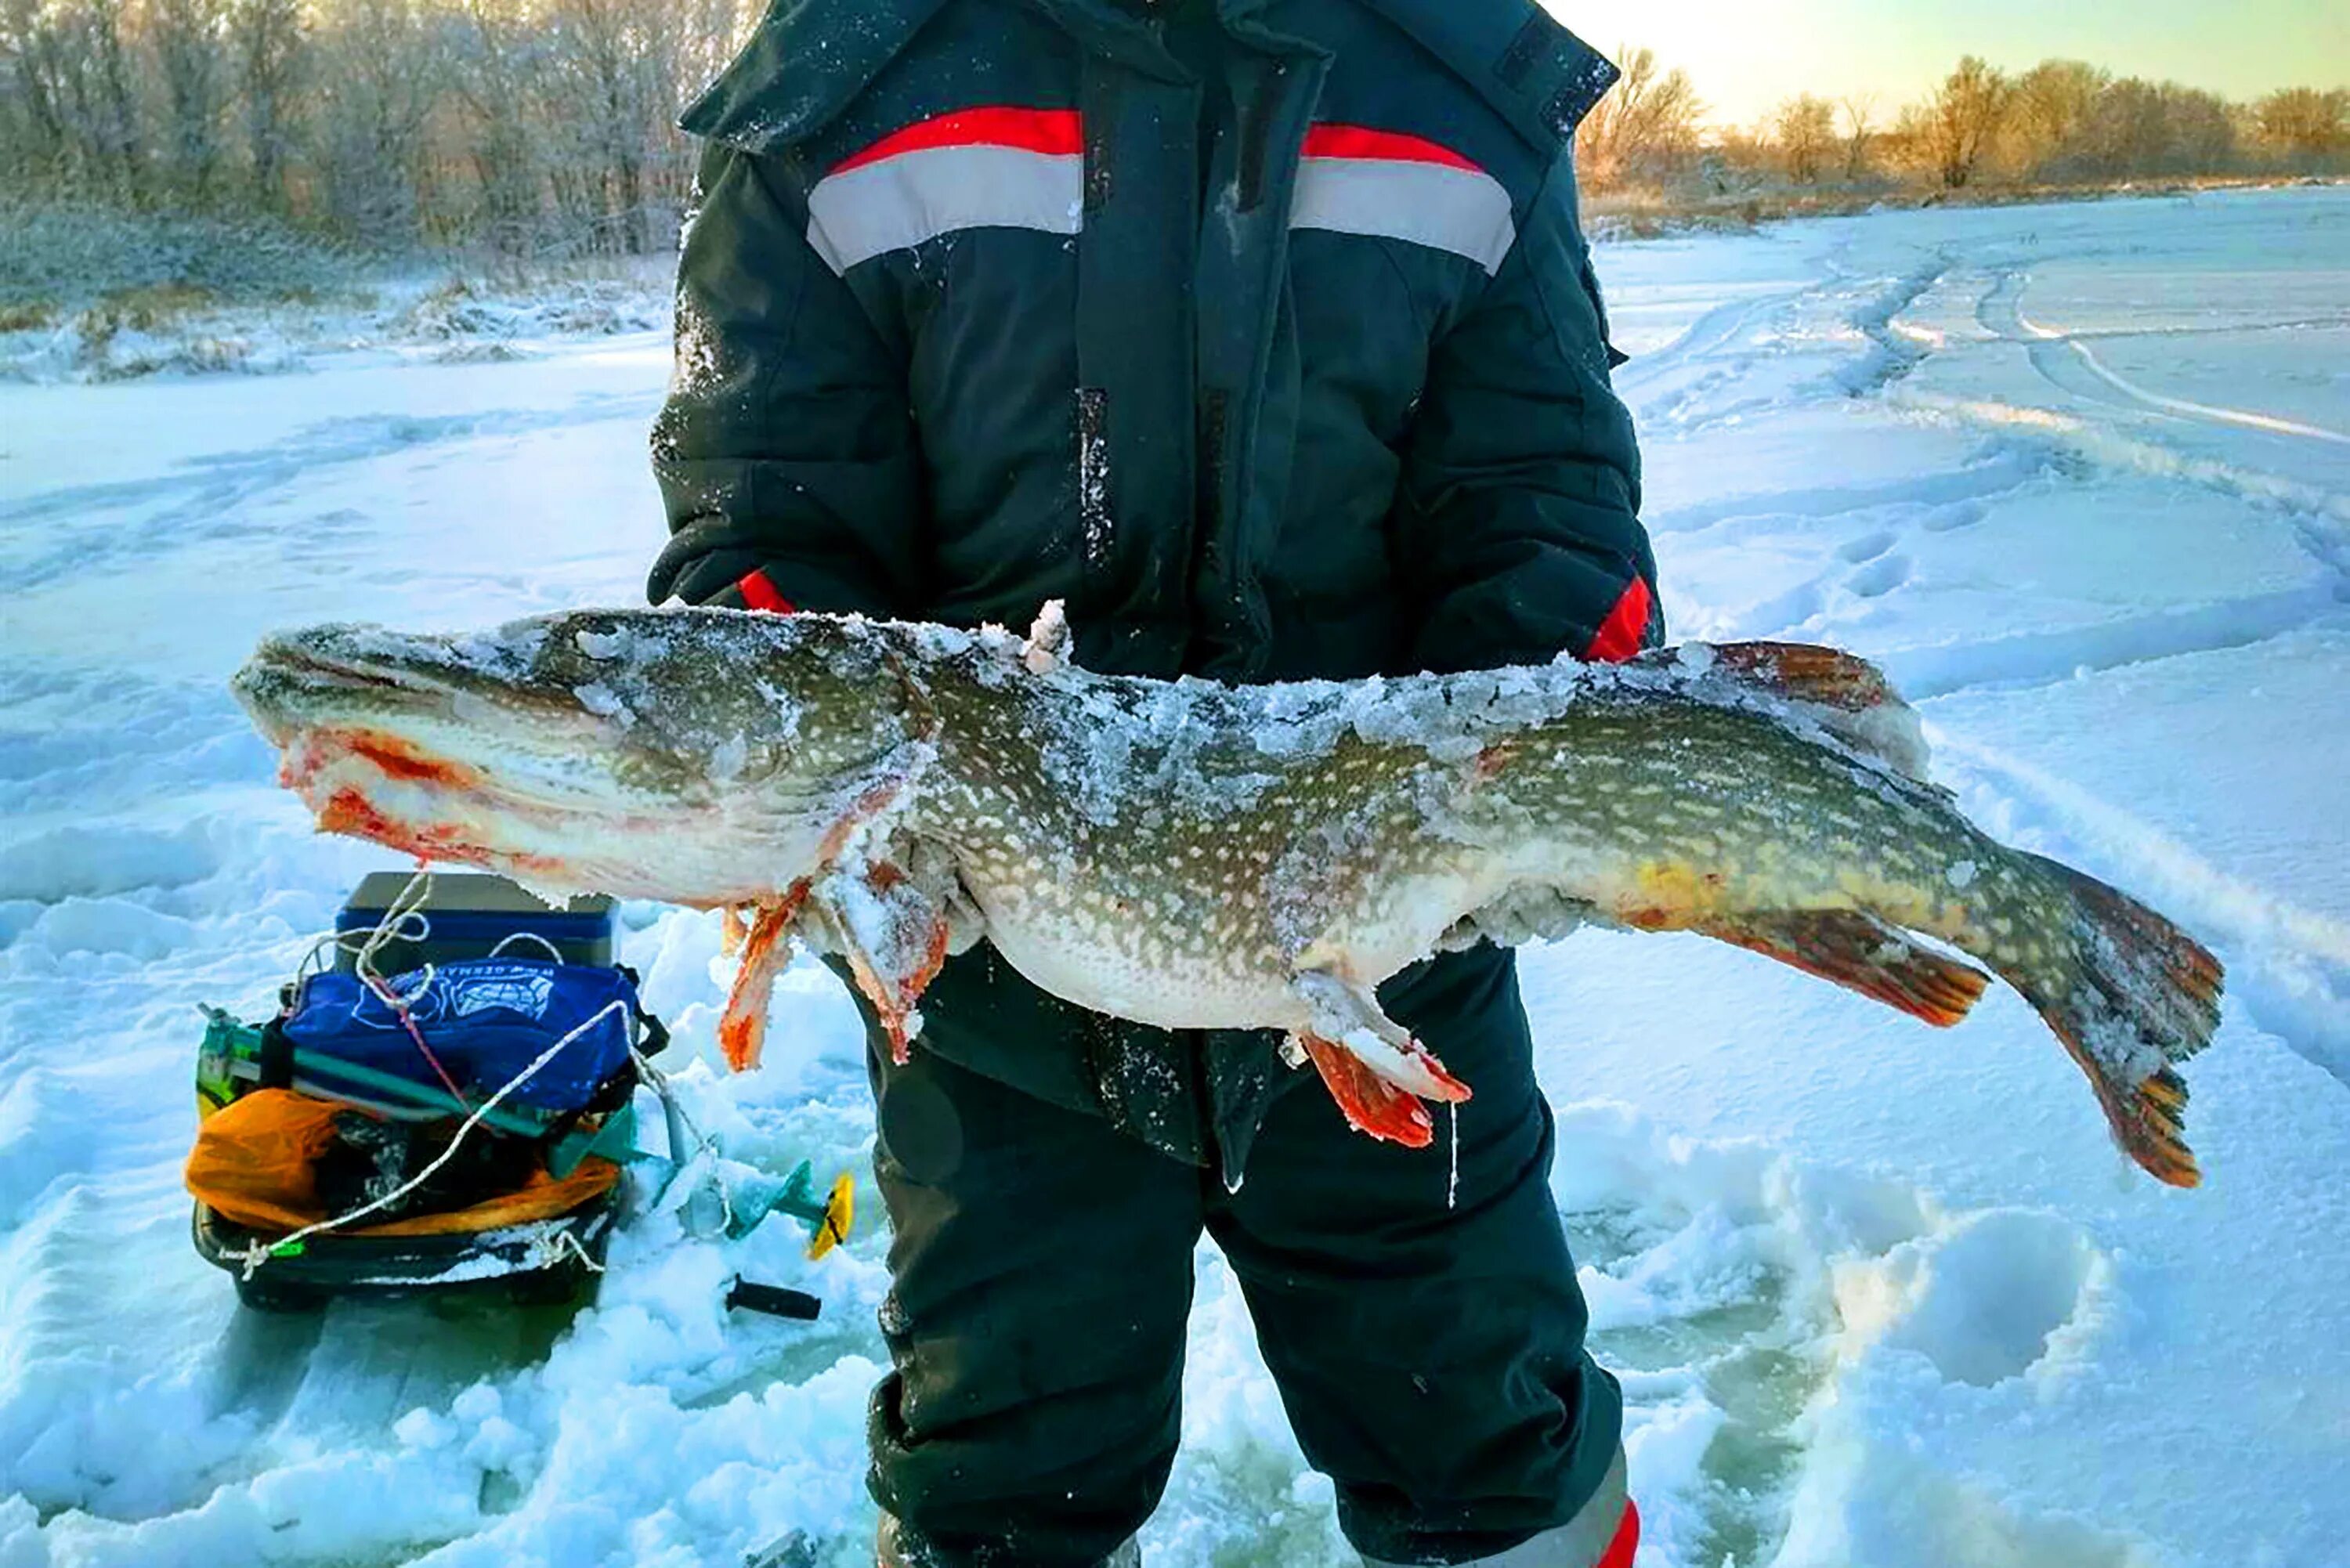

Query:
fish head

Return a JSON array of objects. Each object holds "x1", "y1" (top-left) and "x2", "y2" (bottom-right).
[{"x1": 233, "y1": 607, "x2": 923, "y2": 905}]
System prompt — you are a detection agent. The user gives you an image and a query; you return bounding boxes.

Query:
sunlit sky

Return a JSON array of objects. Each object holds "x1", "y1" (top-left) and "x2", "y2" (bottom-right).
[{"x1": 1546, "y1": 0, "x2": 2350, "y2": 127}]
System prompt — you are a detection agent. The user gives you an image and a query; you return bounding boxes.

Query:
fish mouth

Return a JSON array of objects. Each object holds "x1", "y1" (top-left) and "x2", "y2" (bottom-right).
[
  {"x1": 233, "y1": 629, "x2": 462, "y2": 746},
  {"x1": 232, "y1": 618, "x2": 780, "y2": 903},
  {"x1": 236, "y1": 627, "x2": 537, "y2": 867},
  {"x1": 261, "y1": 639, "x2": 433, "y2": 695},
  {"x1": 267, "y1": 709, "x2": 592, "y2": 887}
]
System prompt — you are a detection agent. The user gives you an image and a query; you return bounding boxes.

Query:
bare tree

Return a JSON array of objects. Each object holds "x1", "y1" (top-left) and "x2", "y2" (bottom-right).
[
  {"x1": 313, "y1": 0, "x2": 450, "y2": 245},
  {"x1": 1839, "y1": 93, "x2": 1877, "y2": 182},
  {"x1": 1576, "y1": 46, "x2": 1705, "y2": 190},
  {"x1": 1774, "y1": 93, "x2": 1836, "y2": 183},
  {"x1": 434, "y1": 0, "x2": 745, "y2": 257},
  {"x1": 2007, "y1": 59, "x2": 2110, "y2": 176},
  {"x1": 0, "y1": 0, "x2": 75, "y2": 179},
  {"x1": 150, "y1": 0, "x2": 235, "y2": 201},
  {"x1": 2254, "y1": 87, "x2": 2350, "y2": 164},
  {"x1": 446, "y1": 0, "x2": 551, "y2": 251},
  {"x1": 1910, "y1": 56, "x2": 2010, "y2": 189},
  {"x1": 2073, "y1": 78, "x2": 2239, "y2": 178},
  {"x1": 29, "y1": 2, "x2": 151, "y2": 202},
  {"x1": 547, "y1": 0, "x2": 667, "y2": 253},
  {"x1": 2159, "y1": 84, "x2": 2237, "y2": 173},
  {"x1": 228, "y1": 0, "x2": 305, "y2": 212}
]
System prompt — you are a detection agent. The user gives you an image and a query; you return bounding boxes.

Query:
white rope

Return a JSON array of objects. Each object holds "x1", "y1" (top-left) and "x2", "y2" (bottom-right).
[
  {"x1": 352, "y1": 869, "x2": 439, "y2": 1007},
  {"x1": 292, "y1": 867, "x2": 438, "y2": 1007},
  {"x1": 548, "y1": 1227, "x2": 608, "y2": 1274},
  {"x1": 234, "y1": 997, "x2": 629, "y2": 1278},
  {"x1": 490, "y1": 930, "x2": 566, "y2": 962}
]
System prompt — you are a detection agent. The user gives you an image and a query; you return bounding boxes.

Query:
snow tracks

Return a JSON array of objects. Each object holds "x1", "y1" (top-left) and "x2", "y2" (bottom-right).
[{"x1": 1577, "y1": 186, "x2": 2350, "y2": 1567}]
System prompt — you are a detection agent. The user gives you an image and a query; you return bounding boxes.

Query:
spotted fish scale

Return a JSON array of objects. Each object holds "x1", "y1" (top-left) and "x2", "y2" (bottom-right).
[{"x1": 233, "y1": 608, "x2": 2223, "y2": 1186}]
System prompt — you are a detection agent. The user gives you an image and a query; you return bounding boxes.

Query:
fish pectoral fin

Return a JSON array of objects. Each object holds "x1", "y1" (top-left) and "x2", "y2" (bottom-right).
[
  {"x1": 719, "y1": 888, "x2": 808, "y2": 1072},
  {"x1": 1293, "y1": 1033, "x2": 1437, "y2": 1147},
  {"x1": 1291, "y1": 969, "x2": 1473, "y2": 1109},
  {"x1": 810, "y1": 861, "x2": 952, "y2": 1067},
  {"x1": 1699, "y1": 910, "x2": 1990, "y2": 1028}
]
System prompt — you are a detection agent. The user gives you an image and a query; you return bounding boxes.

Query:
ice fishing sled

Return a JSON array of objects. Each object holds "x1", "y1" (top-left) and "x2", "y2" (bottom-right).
[{"x1": 187, "y1": 873, "x2": 853, "y2": 1313}]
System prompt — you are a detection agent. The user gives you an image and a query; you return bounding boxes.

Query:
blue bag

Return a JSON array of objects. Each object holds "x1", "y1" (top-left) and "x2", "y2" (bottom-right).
[{"x1": 280, "y1": 959, "x2": 644, "y2": 1118}]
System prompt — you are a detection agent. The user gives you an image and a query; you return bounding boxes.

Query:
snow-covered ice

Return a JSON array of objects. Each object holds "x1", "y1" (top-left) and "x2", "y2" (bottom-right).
[{"x1": 3, "y1": 187, "x2": 2346, "y2": 1567}]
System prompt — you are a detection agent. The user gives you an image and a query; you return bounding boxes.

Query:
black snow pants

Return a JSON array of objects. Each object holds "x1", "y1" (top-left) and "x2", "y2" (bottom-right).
[{"x1": 862, "y1": 946, "x2": 1629, "y2": 1566}]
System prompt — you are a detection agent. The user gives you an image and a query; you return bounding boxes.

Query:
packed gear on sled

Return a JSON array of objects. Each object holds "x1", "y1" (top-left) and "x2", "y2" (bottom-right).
[{"x1": 187, "y1": 873, "x2": 854, "y2": 1312}]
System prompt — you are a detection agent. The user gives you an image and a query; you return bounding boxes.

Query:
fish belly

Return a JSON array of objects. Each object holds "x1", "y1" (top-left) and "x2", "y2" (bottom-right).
[
  {"x1": 977, "y1": 906, "x2": 1304, "y2": 1031},
  {"x1": 962, "y1": 854, "x2": 1519, "y2": 1033}
]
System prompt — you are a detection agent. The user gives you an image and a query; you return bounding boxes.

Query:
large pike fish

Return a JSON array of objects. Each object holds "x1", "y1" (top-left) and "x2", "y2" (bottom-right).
[{"x1": 233, "y1": 605, "x2": 2221, "y2": 1186}]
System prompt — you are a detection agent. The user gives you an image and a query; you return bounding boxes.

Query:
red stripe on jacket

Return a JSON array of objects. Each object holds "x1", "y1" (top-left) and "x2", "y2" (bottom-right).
[
  {"x1": 1585, "y1": 576, "x2": 1652, "y2": 663},
  {"x1": 736, "y1": 570, "x2": 795, "y2": 614},
  {"x1": 831, "y1": 108, "x2": 1084, "y2": 175},
  {"x1": 1598, "y1": 1500, "x2": 1640, "y2": 1568},
  {"x1": 837, "y1": 116, "x2": 1474, "y2": 180},
  {"x1": 1300, "y1": 124, "x2": 1483, "y2": 172}
]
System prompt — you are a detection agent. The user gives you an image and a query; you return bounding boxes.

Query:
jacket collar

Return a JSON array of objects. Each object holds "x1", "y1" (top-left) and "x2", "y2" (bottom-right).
[
  {"x1": 678, "y1": 0, "x2": 955, "y2": 154},
  {"x1": 1034, "y1": 0, "x2": 1317, "y2": 67}
]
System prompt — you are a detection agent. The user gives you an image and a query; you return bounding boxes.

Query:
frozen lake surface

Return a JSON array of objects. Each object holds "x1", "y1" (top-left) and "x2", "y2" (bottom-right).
[{"x1": 3, "y1": 186, "x2": 2345, "y2": 1567}]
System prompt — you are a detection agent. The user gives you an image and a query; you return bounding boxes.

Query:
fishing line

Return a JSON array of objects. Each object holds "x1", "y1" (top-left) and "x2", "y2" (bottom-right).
[{"x1": 1446, "y1": 1100, "x2": 1460, "y2": 1211}]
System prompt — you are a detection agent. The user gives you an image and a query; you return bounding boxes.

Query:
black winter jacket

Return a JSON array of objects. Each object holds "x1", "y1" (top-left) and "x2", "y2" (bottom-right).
[{"x1": 650, "y1": 0, "x2": 1658, "y2": 1176}]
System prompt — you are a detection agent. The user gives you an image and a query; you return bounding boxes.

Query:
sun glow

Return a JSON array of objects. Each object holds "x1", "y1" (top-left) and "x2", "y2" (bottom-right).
[{"x1": 1547, "y1": 0, "x2": 2347, "y2": 128}]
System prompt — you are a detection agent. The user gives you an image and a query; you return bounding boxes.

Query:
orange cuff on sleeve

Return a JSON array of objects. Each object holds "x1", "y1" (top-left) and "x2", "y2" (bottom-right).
[
  {"x1": 736, "y1": 570, "x2": 796, "y2": 615},
  {"x1": 1585, "y1": 576, "x2": 1652, "y2": 663}
]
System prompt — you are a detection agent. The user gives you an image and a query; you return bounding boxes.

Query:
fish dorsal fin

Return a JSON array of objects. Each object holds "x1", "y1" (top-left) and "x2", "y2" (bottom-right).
[
  {"x1": 1703, "y1": 641, "x2": 1898, "y2": 712},
  {"x1": 1671, "y1": 641, "x2": 1935, "y2": 785}
]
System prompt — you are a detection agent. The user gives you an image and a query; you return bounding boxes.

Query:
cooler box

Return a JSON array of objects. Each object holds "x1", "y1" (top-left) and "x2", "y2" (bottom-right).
[{"x1": 336, "y1": 872, "x2": 615, "y2": 974}]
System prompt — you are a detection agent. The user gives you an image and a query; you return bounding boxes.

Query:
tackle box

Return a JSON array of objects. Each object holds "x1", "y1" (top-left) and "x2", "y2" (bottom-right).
[{"x1": 335, "y1": 871, "x2": 616, "y2": 973}]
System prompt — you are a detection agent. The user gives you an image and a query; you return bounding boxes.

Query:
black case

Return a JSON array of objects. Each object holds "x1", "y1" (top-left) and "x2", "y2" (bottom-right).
[{"x1": 334, "y1": 872, "x2": 616, "y2": 974}]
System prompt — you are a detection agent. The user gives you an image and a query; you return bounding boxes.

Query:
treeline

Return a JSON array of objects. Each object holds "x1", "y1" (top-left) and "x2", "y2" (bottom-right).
[
  {"x1": 1, "y1": 0, "x2": 747, "y2": 257},
  {"x1": 1579, "y1": 50, "x2": 2350, "y2": 203},
  {"x1": 3, "y1": 6, "x2": 2346, "y2": 262}
]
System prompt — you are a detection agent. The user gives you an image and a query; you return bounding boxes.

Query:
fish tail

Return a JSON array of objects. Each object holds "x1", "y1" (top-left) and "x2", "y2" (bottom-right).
[{"x1": 2006, "y1": 854, "x2": 2223, "y2": 1188}]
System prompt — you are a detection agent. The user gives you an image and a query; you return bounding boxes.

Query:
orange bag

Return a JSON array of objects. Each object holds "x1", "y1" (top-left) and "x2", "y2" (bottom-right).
[{"x1": 186, "y1": 1089, "x2": 619, "y2": 1237}]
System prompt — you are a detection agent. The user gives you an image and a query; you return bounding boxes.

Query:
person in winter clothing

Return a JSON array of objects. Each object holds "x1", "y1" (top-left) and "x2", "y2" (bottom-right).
[{"x1": 650, "y1": 2, "x2": 1656, "y2": 1563}]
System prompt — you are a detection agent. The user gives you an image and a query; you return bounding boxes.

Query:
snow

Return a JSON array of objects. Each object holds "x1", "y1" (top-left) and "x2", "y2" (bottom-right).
[
  {"x1": 0, "y1": 270, "x2": 672, "y2": 388},
  {"x1": 4, "y1": 186, "x2": 2347, "y2": 1566}
]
